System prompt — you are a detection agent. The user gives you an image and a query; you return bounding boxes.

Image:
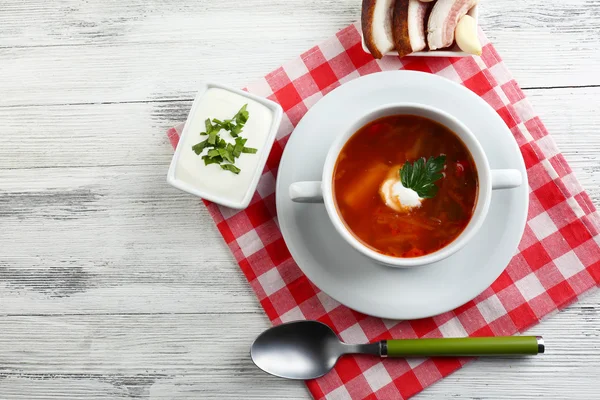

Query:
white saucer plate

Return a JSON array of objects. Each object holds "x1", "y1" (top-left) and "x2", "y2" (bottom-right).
[{"x1": 276, "y1": 71, "x2": 528, "y2": 320}]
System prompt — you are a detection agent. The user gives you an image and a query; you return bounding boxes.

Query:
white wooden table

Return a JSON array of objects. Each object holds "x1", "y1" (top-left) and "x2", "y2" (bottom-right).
[{"x1": 1, "y1": 1, "x2": 599, "y2": 398}]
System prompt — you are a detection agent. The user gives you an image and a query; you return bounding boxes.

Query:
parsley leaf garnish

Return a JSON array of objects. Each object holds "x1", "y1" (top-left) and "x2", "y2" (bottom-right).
[
  {"x1": 190, "y1": 104, "x2": 256, "y2": 174},
  {"x1": 400, "y1": 155, "x2": 446, "y2": 198}
]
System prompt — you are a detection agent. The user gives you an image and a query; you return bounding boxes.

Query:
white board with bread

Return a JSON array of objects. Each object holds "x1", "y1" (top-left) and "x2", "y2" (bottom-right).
[{"x1": 361, "y1": 0, "x2": 481, "y2": 58}]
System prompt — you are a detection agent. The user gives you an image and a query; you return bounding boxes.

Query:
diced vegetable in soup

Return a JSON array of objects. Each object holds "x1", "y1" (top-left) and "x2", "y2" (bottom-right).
[{"x1": 333, "y1": 115, "x2": 478, "y2": 258}]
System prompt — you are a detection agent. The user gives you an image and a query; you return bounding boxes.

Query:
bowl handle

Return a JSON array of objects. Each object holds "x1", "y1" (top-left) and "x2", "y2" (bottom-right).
[
  {"x1": 289, "y1": 181, "x2": 324, "y2": 203},
  {"x1": 491, "y1": 169, "x2": 522, "y2": 190}
]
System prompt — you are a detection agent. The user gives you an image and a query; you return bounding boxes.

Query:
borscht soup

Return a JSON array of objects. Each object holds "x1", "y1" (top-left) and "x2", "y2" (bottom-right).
[{"x1": 333, "y1": 114, "x2": 478, "y2": 258}]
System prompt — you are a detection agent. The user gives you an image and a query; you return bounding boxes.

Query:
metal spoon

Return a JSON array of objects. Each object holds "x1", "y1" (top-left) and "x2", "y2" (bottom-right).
[{"x1": 250, "y1": 320, "x2": 544, "y2": 380}]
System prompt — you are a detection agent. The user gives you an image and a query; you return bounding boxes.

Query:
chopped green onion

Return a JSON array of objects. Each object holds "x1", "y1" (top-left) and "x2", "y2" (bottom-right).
[
  {"x1": 220, "y1": 164, "x2": 241, "y2": 174},
  {"x1": 242, "y1": 147, "x2": 257, "y2": 154},
  {"x1": 192, "y1": 139, "x2": 209, "y2": 154},
  {"x1": 191, "y1": 104, "x2": 255, "y2": 174}
]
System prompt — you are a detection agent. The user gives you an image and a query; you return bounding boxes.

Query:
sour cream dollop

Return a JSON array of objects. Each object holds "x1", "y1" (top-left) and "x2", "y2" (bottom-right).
[{"x1": 379, "y1": 178, "x2": 422, "y2": 212}]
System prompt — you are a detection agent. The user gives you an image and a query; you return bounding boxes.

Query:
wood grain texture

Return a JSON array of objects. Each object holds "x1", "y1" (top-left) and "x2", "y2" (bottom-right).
[
  {"x1": 0, "y1": 0, "x2": 599, "y2": 398},
  {"x1": 0, "y1": 0, "x2": 599, "y2": 108}
]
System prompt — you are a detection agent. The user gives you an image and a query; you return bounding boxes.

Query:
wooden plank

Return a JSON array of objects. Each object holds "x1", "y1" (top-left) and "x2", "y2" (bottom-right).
[
  {"x1": 0, "y1": 0, "x2": 599, "y2": 108},
  {"x1": 0, "y1": 100, "x2": 183, "y2": 169},
  {"x1": 0, "y1": 164, "x2": 266, "y2": 315},
  {"x1": 1, "y1": 87, "x2": 599, "y2": 198},
  {"x1": 0, "y1": 306, "x2": 599, "y2": 399},
  {"x1": 526, "y1": 87, "x2": 600, "y2": 202},
  {"x1": 0, "y1": 0, "x2": 355, "y2": 47},
  {"x1": 0, "y1": 313, "x2": 307, "y2": 399}
]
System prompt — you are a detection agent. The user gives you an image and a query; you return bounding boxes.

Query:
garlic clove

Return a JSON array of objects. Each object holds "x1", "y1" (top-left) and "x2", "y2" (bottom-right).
[{"x1": 454, "y1": 14, "x2": 482, "y2": 56}]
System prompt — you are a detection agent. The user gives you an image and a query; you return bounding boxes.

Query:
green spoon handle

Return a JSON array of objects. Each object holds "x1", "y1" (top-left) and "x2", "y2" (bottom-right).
[{"x1": 383, "y1": 336, "x2": 544, "y2": 357}]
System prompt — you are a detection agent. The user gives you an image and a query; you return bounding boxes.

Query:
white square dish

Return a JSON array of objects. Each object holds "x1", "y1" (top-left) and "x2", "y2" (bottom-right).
[
  {"x1": 167, "y1": 82, "x2": 283, "y2": 209},
  {"x1": 361, "y1": 5, "x2": 479, "y2": 58}
]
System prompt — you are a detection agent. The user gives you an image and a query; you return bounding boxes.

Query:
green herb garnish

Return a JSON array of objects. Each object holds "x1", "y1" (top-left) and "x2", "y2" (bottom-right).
[
  {"x1": 191, "y1": 104, "x2": 257, "y2": 174},
  {"x1": 208, "y1": 131, "x2": 218, "y2": 145},
  {"x1": 220, "y1": 164, "x2": 241, "y2": 174},
  {"x1": 191, "y1": 139, "x2": 209, "y2": 155},
  {"x1": 202, "y1": 155, "x2": 222, "y2": 165},
  {"x1": 400, "y1": 155, "x2": 446, "y2": 198}
]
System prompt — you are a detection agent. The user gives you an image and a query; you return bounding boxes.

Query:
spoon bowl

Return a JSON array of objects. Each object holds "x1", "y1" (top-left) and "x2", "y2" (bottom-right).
[{"x1": 251, "y1": 320, "x2": 345, "y2": 379}]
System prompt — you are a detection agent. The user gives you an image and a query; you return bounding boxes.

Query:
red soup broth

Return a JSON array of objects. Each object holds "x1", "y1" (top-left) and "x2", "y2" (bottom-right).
[{"x1": 333, "y1": 114, "x2": 478, "y2": 258}]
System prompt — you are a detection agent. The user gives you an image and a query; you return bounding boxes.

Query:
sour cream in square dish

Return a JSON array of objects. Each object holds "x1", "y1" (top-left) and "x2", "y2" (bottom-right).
[{"x1": 168, "y1": 83, "x2": 283, "y2": 209}]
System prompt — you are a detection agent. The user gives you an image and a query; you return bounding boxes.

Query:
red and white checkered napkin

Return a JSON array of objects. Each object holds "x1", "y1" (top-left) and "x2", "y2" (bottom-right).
[{"x1": 167, "y1": 23, "x2": 600, "y2": 400}]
